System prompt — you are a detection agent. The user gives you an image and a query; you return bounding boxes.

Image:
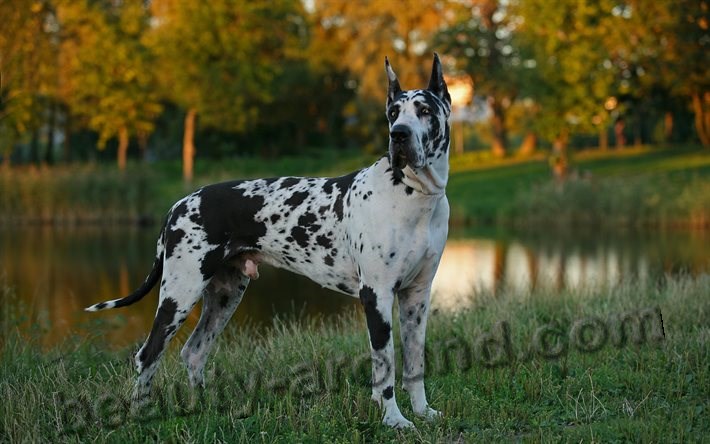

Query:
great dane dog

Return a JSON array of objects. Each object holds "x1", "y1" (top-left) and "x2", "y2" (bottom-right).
[{"x1": 86, "y1": 54, "x2": 451, "y2": 429}]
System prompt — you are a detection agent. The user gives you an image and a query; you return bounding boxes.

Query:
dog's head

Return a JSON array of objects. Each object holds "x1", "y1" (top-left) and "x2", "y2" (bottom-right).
[{"x1": 385, "y1": 54, "x2": 451, "y2": 171}]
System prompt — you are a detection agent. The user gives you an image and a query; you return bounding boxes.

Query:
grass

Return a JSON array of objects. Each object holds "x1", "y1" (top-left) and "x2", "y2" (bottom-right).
[
  {"x1": 446, "y1": 145, "x2": 710, "y2": 227},
  {"x1": 0, "y1": 150, "x2": 378, "y2": 226},
  {"x1": 2, "y1": 275, "x2": 708, "y2": 442},
  {"x1": 1, "y1": 145, "x2": 709, "y2": 228}
]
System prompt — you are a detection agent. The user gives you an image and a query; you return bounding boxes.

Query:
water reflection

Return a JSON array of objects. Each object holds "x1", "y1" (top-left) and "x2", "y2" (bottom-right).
[
  {"x1": 432, "y1": 232, "x2": 707, "y2": 311},
  {"x1": 1, "y1": 227, "x2": 707, "y2": 348}
]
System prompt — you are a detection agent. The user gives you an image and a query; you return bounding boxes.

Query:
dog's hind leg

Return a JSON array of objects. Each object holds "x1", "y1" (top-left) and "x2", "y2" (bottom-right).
[
  {"x1": 181, "y1": 265, "x2": 248, "y2": 389},
  {"x1": 132, "y1": 268, "x2": 206, "y2": 403}
]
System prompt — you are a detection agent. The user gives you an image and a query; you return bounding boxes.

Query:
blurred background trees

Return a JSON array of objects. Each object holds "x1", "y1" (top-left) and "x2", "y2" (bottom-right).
[{"x1": 0, "y1": 0, "x2": 707, "y2": 179}]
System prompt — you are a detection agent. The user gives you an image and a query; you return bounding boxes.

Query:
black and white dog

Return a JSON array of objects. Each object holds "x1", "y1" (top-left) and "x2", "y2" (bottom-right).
[{"x1": 87, "y1": 54, "x2": 451, "y2": 429}]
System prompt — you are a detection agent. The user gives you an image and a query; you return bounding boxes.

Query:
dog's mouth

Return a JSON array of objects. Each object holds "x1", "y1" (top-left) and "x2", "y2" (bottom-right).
[
  {"x1": 393, "y1": 150, "x2": 408, "y2": 169},
  {"x1": 390, "y1": 144, "x2": 423, "y2": 170}
]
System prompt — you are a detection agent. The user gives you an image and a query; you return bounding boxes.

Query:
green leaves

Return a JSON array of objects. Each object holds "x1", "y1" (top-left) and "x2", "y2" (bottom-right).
[
  {"x1": 145, "y1": 0, "x2": 300, "y2": 133},
  {"x1": 57, "y1": 0, "x2": 161, "y2": 153}
]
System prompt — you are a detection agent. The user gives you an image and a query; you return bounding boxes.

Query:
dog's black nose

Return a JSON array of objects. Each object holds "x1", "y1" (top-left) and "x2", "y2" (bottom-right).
[{"x1": 390, "y1": 125, "x2": 411, "y2": 143}]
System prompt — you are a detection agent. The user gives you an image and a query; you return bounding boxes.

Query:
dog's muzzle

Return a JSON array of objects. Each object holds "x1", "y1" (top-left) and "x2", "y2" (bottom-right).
[{"x1": 389, "y1": 124, "x2": 420, "y2": 170}]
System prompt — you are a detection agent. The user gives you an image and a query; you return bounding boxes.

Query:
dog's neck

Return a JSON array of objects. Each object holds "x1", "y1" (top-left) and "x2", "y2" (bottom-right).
[{"x1": 401, "y1": 158, "x2": 448, "y2": 196}]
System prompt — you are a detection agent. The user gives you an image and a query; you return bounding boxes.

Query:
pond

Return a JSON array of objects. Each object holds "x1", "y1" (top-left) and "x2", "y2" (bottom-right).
[{"x1": 1, "y1": 226, "x2": 707, "y2": 348}]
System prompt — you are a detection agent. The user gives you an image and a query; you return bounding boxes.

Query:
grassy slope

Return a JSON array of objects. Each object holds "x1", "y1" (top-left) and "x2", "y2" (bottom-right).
[
  {"x1": 446, "y1": 145, "x2": 710, "y2": 226},
  {"x1": 1, "y1": 145, "x2": 707, "y2": 226},
  {"x1": 2, "y1": 275, "x2": 708, "y2": 442}
]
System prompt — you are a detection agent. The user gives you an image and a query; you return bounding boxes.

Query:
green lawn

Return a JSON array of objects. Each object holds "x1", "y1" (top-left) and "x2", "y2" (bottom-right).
[
  {"x1": 446, "y1": 145, "x2": 710, "y2": 226},
  {"x1": 2, "y1": 275, "x2": 708, "y2": 442},
  {"x1": 1, "y1": 145, "x2": 708, "y2": 227}
]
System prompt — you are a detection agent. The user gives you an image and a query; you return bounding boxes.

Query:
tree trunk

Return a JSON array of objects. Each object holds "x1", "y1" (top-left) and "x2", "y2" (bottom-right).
[
  {"x1": 691, "y1": 92, "x2": 709, "y2": 147},
  {"x1": 117, "y1": 126, "x2": 129, "y2": 171},
  {"x1": 489, "y1": 98, "x2": 507, "y2": 157},
  {"x1": 553, "y1": 129, "x2": 568, "y2": 155},
  {"x1": 664, "y1": 111, "x2": 674, "y2": 143},
  {"x1": 62, "y1": 105, "x2": 72, "y2": 163},
  {"x1": 519, "y1": 132, "x2": 536, "y2": 156},
  {"x1": 2, "y1": 145, "x2": 11, "y2": 169},
  {"x1": 44, "y1": 100, "x2": 56, "y2": 165},
  {"x1": 30, "y1": 127, "x2": 41, "y2": 165},
  {"x1": 183, "y1": 108, "x2": 197, "y2": 183},
  {"x1": 599, "y1": 125, "x2": 608, "y2": 151},
  {"x1": 138, "y1": 133, "x2": 148, "y2": 161},
  {"x1": 551, "y1": 129, "x2": 569, "y2": 183},
  {"x1": 634, "y1": 107, "x2": 643, "y2": 146},
  {"x1": 454, "y1": 120, "x2": 464, "y2": 155},
  {"x1": 614, "y1": 118, "x2": 626, "y2": 148}
]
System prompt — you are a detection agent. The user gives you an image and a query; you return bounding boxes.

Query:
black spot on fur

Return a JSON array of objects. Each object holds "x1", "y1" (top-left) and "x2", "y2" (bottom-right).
[
  {"x1": 383, "y1": 386, "x2": 394, "y2": 400},
  {"x1": 285, "y1": 191, "x2": 308, "y2": 209},
  {"x1": 189, "y1": 212, "x2": 202, "y2": 224},
  {"x1": 279, "y1": 177, "x2": 299, "y2": 189},
  {"x1": 270, "y1": 214, "x2": 281, "y2": 224},
  {"x1": 219, "y1": 294, "x2": 229, "y2": 309},
  {"x1": 291, "y1": 226, "x2": 309, "y2": 248},
  {"x1": 96, "y1": 302, "x2": 107, "y2": 310},
  {"x1": 405, "y1": 186, "x2": 414, "y2": 195},
  {"x1": 139, "y1": 298, "x2": 178, "y2": 368},
  {"x1": 299, "y1": 212, "x2": 317, "y2": 226},
  {"x1": 200, "y1": 245, "x2": 225, "y2": 277},
  {"x1": 324, "y1": 255, "x2": 334, "y2": 266},
  {"x1": 386, "y1": 164, "x2": 404, "y2": 186},
  {"x1": 322, "y1": 170, "x2": 359, "y2": 195},
  {"x1": 360, "y1": 286, "x2": 391, "y2": 350},
  {"x1": 333, "y1": 195, "x2": 344, "y2": 221},
  {"x1": 316, "y1": 234, "x2": 333, "y2": 249},
  {"x1": 337, "y1": 283, "x2": 351, "y2": 294},
  {"x1": 165, "y1": 228, "x2": 186, "y2": 258},
  {"x1": 176, "y1": 182, "x2": 268, "y2": 279}
]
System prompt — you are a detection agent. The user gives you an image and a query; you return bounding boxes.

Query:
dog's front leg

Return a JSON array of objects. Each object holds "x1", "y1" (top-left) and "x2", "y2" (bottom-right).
[
  {"x1": 398, "y1": 284, "x2": 441, "y2": 420},
  {"x1": 359, "y1": 283, "x2": 413, "y2": 429}
]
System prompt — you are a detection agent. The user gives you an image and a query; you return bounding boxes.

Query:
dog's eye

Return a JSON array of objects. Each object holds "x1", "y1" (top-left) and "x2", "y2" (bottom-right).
[
  {"x1": 389, "y1": 109, "x2": 398, "y2": 120},
  {"x1": 420, "y1": 107, "x2": 431, "y2": 116}
]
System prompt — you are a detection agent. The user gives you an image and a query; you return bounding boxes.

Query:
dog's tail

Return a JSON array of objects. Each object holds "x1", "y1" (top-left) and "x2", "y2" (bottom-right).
[{"x1": 85, "y1": 255, "x2": 163, "y2": 312}]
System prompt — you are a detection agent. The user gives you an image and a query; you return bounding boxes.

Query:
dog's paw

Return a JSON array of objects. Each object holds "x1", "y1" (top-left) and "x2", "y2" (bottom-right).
[
  {"x1": 383, "y1": 412, "x2": 415, "y2": 429},
  {"x1": 415, "y1": 406, "x2": 442, "y2": 421}
]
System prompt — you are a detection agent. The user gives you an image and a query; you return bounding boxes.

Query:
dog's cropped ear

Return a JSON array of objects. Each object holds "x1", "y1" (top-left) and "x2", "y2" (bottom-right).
[
  {"x1": 428, "y1": 53, "x2": 451, "y2": 105},
  {"x1": 385, "y1": 56, "x2": 401, "y2": 107}
]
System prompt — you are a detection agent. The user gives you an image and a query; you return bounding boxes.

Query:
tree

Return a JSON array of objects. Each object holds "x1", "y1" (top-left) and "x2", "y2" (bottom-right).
[
  {"x1": 57, "y1": 0, "x2": 161, "y2": 171},
  {"x1": 309, "y1": 0, "x2": 461, "y2": 151},
  {"x1": 514, "y1": 0, "x2": 619, "y2": 152},
  {"x1": 146, "y1": 0, "x2": 300, "y2": 183},
  {"x1": 610, "y1": 0, "x2": 709, "y2": 146},
  {"x1": 0, "y1": 0, "x2": 57, "y2": 166},
  {"x1": 437, "y1": 0, "x2": 523, "y2": 157}
]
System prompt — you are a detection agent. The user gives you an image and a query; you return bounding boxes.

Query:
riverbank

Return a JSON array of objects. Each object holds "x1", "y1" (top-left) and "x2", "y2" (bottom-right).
[
  {"x1": 1, "y1": 145, "x2": 708, "y2": 228},
  {"x1": 1, "y1": 275, "x2": 708, "y2": 441}
]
